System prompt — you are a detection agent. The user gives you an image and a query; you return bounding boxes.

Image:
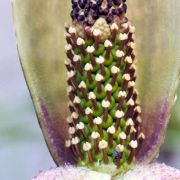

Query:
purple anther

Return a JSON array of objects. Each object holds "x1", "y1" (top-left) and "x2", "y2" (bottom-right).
[
  {"x1": 106, "y1": 14, "x2": 114, "y2": 23},
  {"x1": 92, "y1": 11, "x2": 99, "y2": 20},
  {"x1": 113, "y1": 0, "x2": 121, "y2": 6},
  {"x1": 78, "y1": 14, "x2": 85, "y2": 21}
]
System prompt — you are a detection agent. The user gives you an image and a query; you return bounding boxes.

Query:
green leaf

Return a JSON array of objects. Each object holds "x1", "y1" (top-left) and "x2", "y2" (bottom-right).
[
  {"x1": 12, "y1": 0, "x2": 74, "y2": 165},
  {"x1": 127, "y1": 0, "x2": 180, "y2": 162}
]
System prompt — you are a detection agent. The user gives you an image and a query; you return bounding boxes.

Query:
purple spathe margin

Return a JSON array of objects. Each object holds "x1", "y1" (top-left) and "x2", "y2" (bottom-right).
[
  {"x1": 39, "y1": 98, "x2": 76, "y2": 165},
  {"x1": 137, "y1": 96, "x2": 171, "y2": 162}
]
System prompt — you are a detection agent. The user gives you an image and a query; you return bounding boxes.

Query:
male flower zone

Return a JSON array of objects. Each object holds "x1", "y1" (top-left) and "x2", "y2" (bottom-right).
[{"x1": 13, "y1": 0, "x2": 180, "y2": 179}]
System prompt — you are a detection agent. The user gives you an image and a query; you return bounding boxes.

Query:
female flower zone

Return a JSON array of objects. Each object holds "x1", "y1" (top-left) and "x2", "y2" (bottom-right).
[{"x1": 13, "y1": 0, "x2": 180, "y2": 179}]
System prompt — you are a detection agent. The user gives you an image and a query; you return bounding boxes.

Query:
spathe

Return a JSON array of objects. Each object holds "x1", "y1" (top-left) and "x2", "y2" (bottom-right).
[{"x1": 12, "y1": 0, "x2": 180, "y2": 168}]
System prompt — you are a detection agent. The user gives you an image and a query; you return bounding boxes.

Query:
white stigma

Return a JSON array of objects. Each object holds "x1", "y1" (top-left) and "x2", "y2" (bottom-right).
[
  {"x1": 83, "y1": 142, "x2": 92, "y2": 151},
  {"x1": 85, "y1": 107, "x2": 93, "y2": 115},
  {"x1": 68, "y1": 27, "x2": 76, "y2": 34},
  {"x1": 119, "y1": 132, "x2": 127, "y2": 140},
  {"x1": 111, "y1": 66, "x2": 120, "y2": 74},
  {"x1": 105, "y1": 83, "x2": 112, "y2": 91},
  {"x1": 130, "y1": 64, "x2": 136, "y2": 70},
  {"x1": 64, "y1": 59, "x2": 71, "y2": 65},
  {"x1": 102, "y1": 100, "x2": 110, "y2": 108},
  {"x1": 96, "y1": 56, "x2": 105, "y2": 64},
  {"x1": 65, "y1": 44, "x2": 72, "y2": 51},
  {"x1": 127, "y1": 98, "x2": 135, "y2": 106},
  {"x1": 87, "y1": 46, "x2": 95, "y2": 53},
  {"x1": 89, "y1": 92, "x2": 96, "y2": 99},
  {"x1": 76, "y1": 37, "x2": 85, "y2": 46},
  {"x1": 93, "y1": 117, "x2": 102, "y2": 125},
  {"x1": 137, "y1": 116, "x2": 142, "y2": 124},
  {"x1": 95, "y1": 73, "x2": 104, "y2": 82},
  {"x1": 110, "y1": 23, "x2": 118, "y2": 30},
  {"x1": 76, "y1": 122, "x2": 85, "y2": 130},
  {"x1": 68, "y1": 101, "x2": 73, "y2": 107},
  {"x1": 135, "y1": 106, "x2": 142, "y2": 113},
  {"x1": 130, "y1": 126, "x2": 137, "y2": 134},
  {"x1": 65, "y1": 140, "x2": 71, "y2": 148},
  {"x1": 67, "y1": 71, "x2": 75, "y2": 78},
  {"x1": 71, "y1": 112, "x2": 79, "y2": 119},
  {"x1": 122, "y1": 74, "x2": 131, "y2": 81},
  {"x1": 73, "y1": 96, "x2": 81, "y2": 104},
  {"x1": 138, "y1": 132, "x2": 146, "y2": 140},
  {"x1": 121, "y1": 22, "x2": 129, "y2": 29},
  {"x1": 85, "y1": 63, "x2": 93, "y2": 71},
  {"x1": 116, "y1": 144, "x2": 124, "y2": 152},
  {"x1": 116, "y1": 50, "x2": 125, "y2": 58},
  {"x1": 78, "y1": 81, "x2": 86, "y2": 88},
  {"x1": 91, "y1": 131, "x2": 100, "y2": 139},
  {"x1": 72, "y1": 137, "x2": 80, "y2": 145},
  {"x1": 118, "y1": 91, "x2": 127, "y2": 98},
  {"x1": 115, "y1": 110, "x2": 124, "y2": 118},
  {"x1": 99, "y1": 140, "x2": 108, "y2": 149},
  {"x1": 119, "y1": 33, "x2": 128, "y2": 41},
  {"x1": 107, "y1": 126, "x2": 116, "y2": 134},
  {"x1": 129, "y1": 140, "x2": 138, "y2": 149},
  {"x1": 73, "y1": 55, "x2": 80, "y2": 62},
  {"x1": 67, "y1": 116, "x2": 73, "y2": 123},
  {"x1": 128, "y1": 81, "x2": 135, "y2": 88},
  {"x1": 69, "y1": 127, "x2": 76, "y2": 135},
  {"x1": 104, "y1": 40, "x2": 112, "y2": 47},
  {"x1": 130, "y1": 42, "x2": 136, "y2": 49},
  {"x1": 126, "y1": 118, "x2": 134, "y2": 126},
  {"x1": 124, "y1": 56, "x2": 133, "y2": 64},
  {"x1": 67, "y1": 86, "x2": 73, "y2": 93}
]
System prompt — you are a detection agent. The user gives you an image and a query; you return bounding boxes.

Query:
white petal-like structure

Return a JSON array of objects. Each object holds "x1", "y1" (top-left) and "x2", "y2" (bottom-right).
[{"x1": 33, "y1": 166, "x2": 111, "y2": 180}]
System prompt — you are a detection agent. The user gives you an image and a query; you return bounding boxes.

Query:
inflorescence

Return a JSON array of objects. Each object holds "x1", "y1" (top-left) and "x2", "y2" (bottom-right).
[{"x1": 64, "y1": 0, "x2": 145, "y2": 171}]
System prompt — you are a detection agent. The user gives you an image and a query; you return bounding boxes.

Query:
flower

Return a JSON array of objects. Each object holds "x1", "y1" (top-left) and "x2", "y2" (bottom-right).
[{"x1": 12, "y1": 0, "x2": 180, "y2": 179}]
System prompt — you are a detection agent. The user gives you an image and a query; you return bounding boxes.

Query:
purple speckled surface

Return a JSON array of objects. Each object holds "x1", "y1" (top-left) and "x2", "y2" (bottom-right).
[
  {"x1": 137, "y1": 98, "x2": 170, "y2": 162},
  {"x1": 39, "y1": 98, "x2": 75, "y2": 165}
]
